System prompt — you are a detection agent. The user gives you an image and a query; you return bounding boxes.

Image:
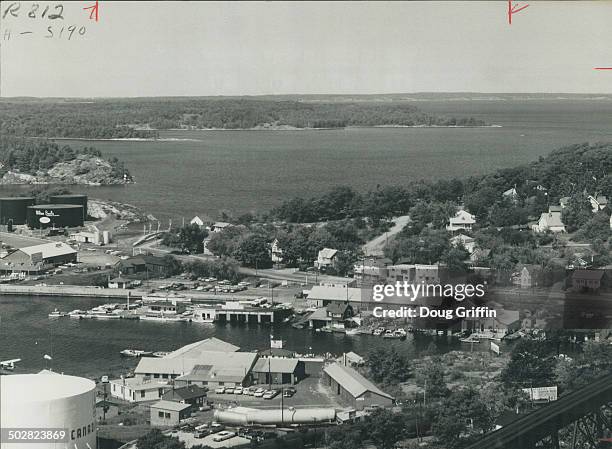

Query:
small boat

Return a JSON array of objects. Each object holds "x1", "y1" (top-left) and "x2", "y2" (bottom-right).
[
  {"x1": 372, "y1": 327, "x2": 385, "y2": 336},
  {"x1": 382, "y1": 330, "x2": 405, "y2": 339},
  {"x1": 48, "y1": 309, "x2": 68, "y2": 318},
  {"x1": 460, "y1": 336, "x2": 480, "y2": 344},
  {"x1": 345, "y1": 328, "x2": 361, "y2": 336},
  {"x1": 152, "y1": 351, "x2": 170, "y2": 358},
  {"x1": 120, "y1": 349, "x2": 153, "y2": 357}
]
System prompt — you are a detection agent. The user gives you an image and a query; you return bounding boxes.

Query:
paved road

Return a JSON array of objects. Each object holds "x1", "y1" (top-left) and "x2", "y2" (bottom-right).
[{"x1": 361, "y1": 215, "x2": 410, "y2": 257}]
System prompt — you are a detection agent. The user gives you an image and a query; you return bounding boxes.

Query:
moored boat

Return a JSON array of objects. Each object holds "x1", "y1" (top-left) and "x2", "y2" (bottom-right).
[{"x1": 48, "y1": 309, "x2": 68, "y2": 318}]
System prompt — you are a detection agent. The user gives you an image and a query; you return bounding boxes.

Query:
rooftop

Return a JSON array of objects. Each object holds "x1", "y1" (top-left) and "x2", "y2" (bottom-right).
[
  {"x1": 150, "y1": 400, "x2": 192, "y2": 412},
  {"x1": 165, "y1": 338, "x2": 240, "y2": 359},
  {"x1": 253, "y1": 357, "x2": 300, "y2": 374},
  {"x1": 15, "y1": 241, "x2": 76, "y2": 259},
  {"x1": 323, "y1": 363, "x2": 393, "y2": 400}
]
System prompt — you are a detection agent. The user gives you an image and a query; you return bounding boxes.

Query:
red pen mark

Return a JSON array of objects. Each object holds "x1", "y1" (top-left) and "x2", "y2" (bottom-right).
[
  {"x1": 508, "y1": 0, "x2": 529, "y2": 25},
  {"x1": 594, "y1": 67, "x2": 612, "y2": 70},
  {"x1": 83, "y1": 0, "x2": 99, "y2": 22}
]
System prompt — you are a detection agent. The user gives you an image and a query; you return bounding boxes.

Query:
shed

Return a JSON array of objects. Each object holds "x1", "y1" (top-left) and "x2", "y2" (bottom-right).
[
  {"x1": 150, "y1": 400, "x2": 192, "y2": 427},
  {"x1": 323, "y1": 363, "x2": 394, "y2": 410}
]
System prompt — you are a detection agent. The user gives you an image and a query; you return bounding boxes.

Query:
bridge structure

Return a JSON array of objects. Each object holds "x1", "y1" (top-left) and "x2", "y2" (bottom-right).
[{"x1": 466, "y1": 373, "x2": 612, "y2": 449}]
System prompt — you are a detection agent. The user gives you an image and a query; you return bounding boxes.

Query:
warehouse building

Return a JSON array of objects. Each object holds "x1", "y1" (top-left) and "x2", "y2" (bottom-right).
[
  {"x1": 0, "y1": 241, "x2": 77, "y2": 274},
  {"x1": 0, "y1": 197, "x2": 35, "y2": 225},
  {"x1": 150, "y1": 400, "x2": 192, "y2": 427},
  {"x1": 323, "y1": 363, "x2": 394, "y2": 410},
  {"x1": 27, "y1": 204, "x2": 84, "y2": 229},
  {"x1": 134, "y1": 338, "x2": 256, "y2": 388},
  {"x1": 252, "y1": 358, "x2": 305, "y2": 385}
]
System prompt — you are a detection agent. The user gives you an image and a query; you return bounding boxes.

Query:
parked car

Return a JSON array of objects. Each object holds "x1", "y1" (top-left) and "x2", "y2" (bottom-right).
[
  {"x1": 214, "y1": 386, "x2": 225, "y2": 394},
  {"x1": 213, "y1": 431, "x2": 236, "y2": 442},
  {"x1": 233, "y1": 386, "x2": 243, "y2": 394},
  {"x1": 263, "y1": 389, "x2": 280, "y2": 400},
  {"x1": 224, "y1": 387, "x2": 234, "y2": 394},
  {"x1": 283, "y1": 387, "x2": 296, "y2": 397},
  {"x1": 253, "y1": 388, "x2": 265, "y2": 397}
]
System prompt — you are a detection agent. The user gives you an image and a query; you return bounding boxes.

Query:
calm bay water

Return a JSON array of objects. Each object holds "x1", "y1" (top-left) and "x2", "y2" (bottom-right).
[
  {"x1": 1, "y1": 99, "x2": 610, "y2": 377},
  {"x1": 4, "y1": 99, "x2": 610, "y2": 223},
  {"x1": 0, "y1": 295, "x2": 461, "y2": 378}
]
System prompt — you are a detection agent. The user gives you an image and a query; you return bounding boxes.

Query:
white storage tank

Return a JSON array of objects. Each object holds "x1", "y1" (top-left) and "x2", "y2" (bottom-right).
[
  {"x1": 0, "y1": 372, "x2": 97, "y2": 449},
  {"x1": 102, "y1": 230, "x2": 111, "y2": 245}
]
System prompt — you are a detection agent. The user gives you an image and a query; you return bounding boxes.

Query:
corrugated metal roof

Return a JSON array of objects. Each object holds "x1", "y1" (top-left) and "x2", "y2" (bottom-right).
[{"x1": 323, "y1": 363, "x2": 393, "y2": 400}]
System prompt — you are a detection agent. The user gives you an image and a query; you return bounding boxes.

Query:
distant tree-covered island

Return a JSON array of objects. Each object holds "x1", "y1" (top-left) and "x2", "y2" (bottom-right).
[{"x1": 0, "y1": 97, "x2": 486, "y2": 138}]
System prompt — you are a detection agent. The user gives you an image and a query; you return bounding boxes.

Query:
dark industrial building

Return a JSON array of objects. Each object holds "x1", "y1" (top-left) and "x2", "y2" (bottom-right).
[
  {"x1": 161, "y1": 385, "x2": 207, "y2": 408},
  {"x1": 252, "y1": 358, "x2": 306, "y2": 385},
  {"x1": 323, "y1": 363, "x2": 394, "y2": 410},
  {"x1": 27, "y1": 204, "x2": 84, "y2": 229},
  {"x1": 115, "y1": 255, "x2": 176, "y2": 277},
  {"x1": 49, "y1": 194, "x2": 88, "y2": 220},
  {"x1": 0, "y1": 197, "x2": 35, "y2": 225}
]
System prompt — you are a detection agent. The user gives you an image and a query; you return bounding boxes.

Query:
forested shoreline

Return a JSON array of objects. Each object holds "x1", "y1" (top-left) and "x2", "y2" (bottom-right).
[{"x1": 0, "y1": 97, "x2": 485, "y2": 139}]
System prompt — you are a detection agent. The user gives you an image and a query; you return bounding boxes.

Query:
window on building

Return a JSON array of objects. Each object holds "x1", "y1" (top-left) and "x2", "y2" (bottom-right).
[
  {"x1": 158, "y1": 411, "x2": 164, "y2": 418},
  {"x1": 162, "y1": 374, "x2": 168, "y2": 379},
  {"x1": 164, "y1": 413, "x2": 171, "y2": 419},
  {"x1": 219, "y1": 382, "x2": 224, "y2": 386},
  {"x1": 158, "y1": 388, "x2": 164, "y2": 396},
  {"x1": 153, "y1": 374, "x2": 159, "y2": 378},
  {"x1": 140, "y1": 390, "x2": 145, "y2": 398}
]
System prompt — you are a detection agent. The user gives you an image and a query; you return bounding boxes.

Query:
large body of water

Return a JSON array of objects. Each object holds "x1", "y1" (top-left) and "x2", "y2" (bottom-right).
[
  {"x1": 5, "y1": 99, "x2": 611, "y2": 222},
  {"x1": 0, "y1": 295, "x2": 463, "y2": 378},
  {"x1": 2, "y1": 99, "x2": 611, "y2": 377}
]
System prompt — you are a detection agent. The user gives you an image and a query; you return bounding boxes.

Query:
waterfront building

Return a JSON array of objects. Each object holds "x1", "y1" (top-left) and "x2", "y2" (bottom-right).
[
  {"x1": 0, "y1": 241, "x2": 76, "y2": 274},
  {"x1": 109, "y1": 377, "x2": 170, "y2": 403},
  {"x1": 446, "y1": 209, "x2": 476, "y2": 232},
  {"x1": 135, "y1": 351, "x2": 258, "y2": 388},
  {"x1": 252, "y1": 358, "x2": 305, "y2": 385},
  {"x1": 306, "y1": 286, "x2": 369, "y2": 310},
  {"x1": 108, "y1": 277, "x2": 131, "y2": 289},
  {"x1": 150, "y1": 400, "x2": 192, "y2": 427},
  {"x1": 115, "y1": 255, "x2": 175, "y2": 277},
  {"x1": 315, "y1": 247, "x2": 338, "y2": 270},
  {"x1": 323, "y1": 363, "x2": 394, "y2": 410}
]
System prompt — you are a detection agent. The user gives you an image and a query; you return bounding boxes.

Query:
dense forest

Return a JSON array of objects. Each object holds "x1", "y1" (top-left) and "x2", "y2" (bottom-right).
[
  {"x1": 0, "y1": 136, "x2": 130, "y2": 181},
  {"x1": 0, "y1": 97, "x2": 485, "y2": 138},
  {"x1": 271, "y1": 142, "x2": 612, "y2": 224}
]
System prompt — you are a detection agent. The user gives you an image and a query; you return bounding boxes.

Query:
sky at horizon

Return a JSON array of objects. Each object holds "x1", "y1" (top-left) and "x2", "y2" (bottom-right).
[{"x1": 2, "y1": 1, "x2": 612, "y2": 97}]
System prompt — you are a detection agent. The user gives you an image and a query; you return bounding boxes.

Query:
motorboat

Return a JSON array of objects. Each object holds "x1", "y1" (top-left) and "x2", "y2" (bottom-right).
[
  {"x1": 48, "y1": 309, "x2": 68, "y2": 318},
  {"x1": 120, "y1": 349, "x2": 153, "y2": 357}
]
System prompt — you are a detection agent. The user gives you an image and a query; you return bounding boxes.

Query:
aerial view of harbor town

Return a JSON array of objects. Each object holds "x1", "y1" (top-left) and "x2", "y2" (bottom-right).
[{"x1": 1, "y1": 2, "x2": 611, "y2": 449}]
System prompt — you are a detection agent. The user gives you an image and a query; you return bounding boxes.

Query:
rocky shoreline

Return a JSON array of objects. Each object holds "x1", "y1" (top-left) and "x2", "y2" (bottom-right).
[{"x1": 0, "y1": 154, "x2": 131, "y2": 186}]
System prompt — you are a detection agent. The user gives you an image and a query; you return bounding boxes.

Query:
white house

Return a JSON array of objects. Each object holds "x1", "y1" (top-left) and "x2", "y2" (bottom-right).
[
  {"x1": 446, "y1": 210, "x2": 476, "y2": 232},
  {"x1": 315, "y1": 248, "x2": 338, "y2": 270},
  {"x1": 532, "y1": 207, "x2": 566, "y2": 233},
  {"x1": 271, "y1": 239, "x2": 284, "y2": 264},
  {"x1": 588, "y1": 195, "x2": 608, "y2": 213},
  {"x1": 450, "y1": 234, "x2": 476, "y2": 253},
  {"x1": 502, "y1": 187, "x2": 518, "y2": 203},
  {"x1": 109, "y1": 377, "x2": 170, "y2": 403},
  {"x1": 190, "y1": 216, "x2": 206, "y2": 227}
]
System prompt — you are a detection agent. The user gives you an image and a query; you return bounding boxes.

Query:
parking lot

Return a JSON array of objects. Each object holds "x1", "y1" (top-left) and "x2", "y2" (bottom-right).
[
  {"x1": 172, "y1": 430, "x2": 249, "y2": 448},
  {"x1": 207, "y1": 377, "x2": 340, "y2": 409}
]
